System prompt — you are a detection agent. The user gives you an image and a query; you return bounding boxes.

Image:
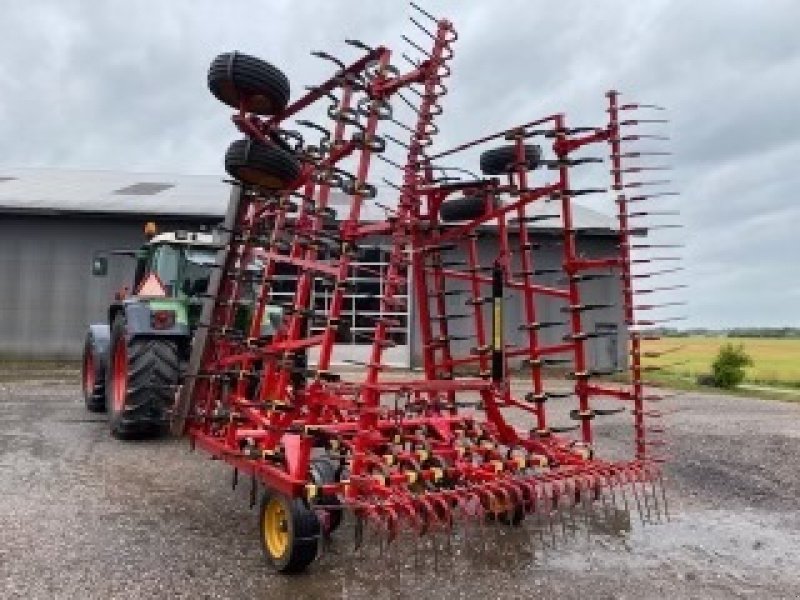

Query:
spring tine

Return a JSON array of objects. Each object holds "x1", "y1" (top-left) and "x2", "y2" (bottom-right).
[
  {"x1": 310, "y1": 50, "x2": 346, "y2": 71},
  {"x1": 376, "y1": 153, "x2": 405, "y2": 170},
  {"x1": 344, "y1": 38, "x2": 374, "y2": 53},
  {"x1": 402, "y1": 52, "x2": 421, "y2": 68},
  {"x1": 354, "y1": 514, "x2": 364, "y2": 551},
  {"x1": 649, "y1": 477, "x2": 663, "y2": 523},
  {"x1": 628, "y1": 191, "x2": 680, "y2": 201},
  {"x1": 409, "y1": 15, "x2": 437, "y2": 39},
  {"x1": 397, "y1": 91, "x2": 421, "y2": 114},
  {"x1": 620, "y1": 118, "x2": 669, "y2": 125},
  {"x1": 638, "y1": 477, "x2": 653, "y2": 523},
  {"x1": 619, "y1": 103, "x2": 667, "y2": 111},
  {"x1": 402, "y1": 34, "x2": 433, "y2": 58},
  {"x1": 659, "y1": 473, "x2": 671, "y2": 522},
  {"x1": 385, "y1": 133, "x2": 411, "y2": 149},
  {"x1": 410, "y1": 0, "x2": 439, "y2": 22},
  {"x1": 619, "y1": 134, "x2": 670, "y2": 142},
  {"x1": 390, "y1": 116, "x2": 417, "y2": 134},
  {"x1": 629, "y1": 476, "x2": 645, "y2": 525}
]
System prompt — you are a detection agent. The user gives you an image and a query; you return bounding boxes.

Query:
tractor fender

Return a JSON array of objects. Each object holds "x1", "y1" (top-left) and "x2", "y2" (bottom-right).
[
  {"x1": 86, "y1": 323, "x2": 111, "y2": 379},
  {"x1": 120, "y1": 299, "x2": 191, "y2": 340}
]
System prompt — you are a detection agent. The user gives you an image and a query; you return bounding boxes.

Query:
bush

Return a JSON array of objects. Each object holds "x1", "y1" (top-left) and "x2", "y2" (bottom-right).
[{"x1": 710, "y1": 343, "x2": 753, "y2": 389}]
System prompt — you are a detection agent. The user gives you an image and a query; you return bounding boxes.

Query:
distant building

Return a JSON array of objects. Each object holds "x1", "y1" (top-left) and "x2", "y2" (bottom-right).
[{"x1": 0, "y1": 168, "x2": 626, "y2": 372}]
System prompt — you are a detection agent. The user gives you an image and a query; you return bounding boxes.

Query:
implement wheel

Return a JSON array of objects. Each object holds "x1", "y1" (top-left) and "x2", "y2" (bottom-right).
[
  {"x1": 259, "y1": 492, "x2": 320, "y2": 573},
  {"x1": 310, "y1": 458, "x2": 343, "y2": 534},
  {"x1": 479, "y1": 144, "x2": 541, "y2": 175},
  {"x1": 208, "y1": 52, "x2": 290, "y2": 115},
  {"x1": 225, "y1": 138, "x2": 301, "y2": 190},
  {"x1": 439, "y1": 195, "x2": 492, "y2": 223},
  {"x1": 106, "y1": 314, "x2": 180, "y2": 439}
]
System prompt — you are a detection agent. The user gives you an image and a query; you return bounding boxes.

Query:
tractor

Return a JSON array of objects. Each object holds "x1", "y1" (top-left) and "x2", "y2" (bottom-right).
[{"x1": 80, "y1": 226, "x2": 282, "y2": 438}]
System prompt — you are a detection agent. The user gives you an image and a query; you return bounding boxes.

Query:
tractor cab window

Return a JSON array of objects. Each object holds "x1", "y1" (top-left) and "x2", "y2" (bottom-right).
[
  {"x1": 149, "y1": 244, "x2": 181, "y2": 296},
  {"x1": 183, "y1": 248, "x2": 216, "y2": 296}
]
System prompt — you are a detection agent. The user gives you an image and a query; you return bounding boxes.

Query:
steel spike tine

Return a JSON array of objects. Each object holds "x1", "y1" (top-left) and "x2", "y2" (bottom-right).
[
  {"x1": 410, "y1": 0, "x2": 439, "y2": 23},
  {"x1": 558, "y1": 495, "x2": 569, "y2": 540},
  {"x1": 600, "y1": 478, "x2": 613, "y2": 522},
  {"x1": 648, "y1": 476, "x2": 663, "y2": 523},
  {"x1": 409, "y1": 15, "x2": 436, "y2": 40},
  {"x1": 637, "y1": 477, "x2": 653, "y2": 523},
  {"x1": 354, "y1": 514, "x2": 364, "y2": 552},
  {"x1": 659, "y1": 473, "x2": 671, "y2": 522}
]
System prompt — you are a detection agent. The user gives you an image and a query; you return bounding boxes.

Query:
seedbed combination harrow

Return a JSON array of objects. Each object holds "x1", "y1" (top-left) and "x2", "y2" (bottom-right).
[{"x1": 173, "y1": 4, "x2": 681, "y2": 572}]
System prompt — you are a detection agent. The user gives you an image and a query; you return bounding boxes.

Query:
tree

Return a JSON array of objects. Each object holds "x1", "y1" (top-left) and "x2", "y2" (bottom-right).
[{"x1": 710, "y1": 343, "x2": 753, "y2": 389}]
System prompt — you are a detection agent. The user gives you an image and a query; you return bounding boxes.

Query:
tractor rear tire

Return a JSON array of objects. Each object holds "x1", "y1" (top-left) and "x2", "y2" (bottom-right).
[
  {"x1": 439, "y1": 195, "x2": 491, "y2": 223},
  {"x1": 479, "y1": 144, "x2": 541, "y2": 175},
  {"x1": 82, "y1": 328, "x2": 109, "y2": 413},
  {"x1": 225, "y1": 138, "x2": 301, "y2": 190},
  {"x1": 208, "y1": 52, "x2": 290, "y2": 115},
  {"x1": 106, "y1": 315, "x2": 180, "y2": 440},
  {"x1": 259, "y1": 491, "x2": 320, "y2": 573}
]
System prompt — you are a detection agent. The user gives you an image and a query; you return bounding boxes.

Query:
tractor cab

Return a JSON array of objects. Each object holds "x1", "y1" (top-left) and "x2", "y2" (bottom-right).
[{"x1": 135, "y1": 231, "x2": 217, "y2": 298}]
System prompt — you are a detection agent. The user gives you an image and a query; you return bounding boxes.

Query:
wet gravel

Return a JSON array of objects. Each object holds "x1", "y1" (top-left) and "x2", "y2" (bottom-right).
[{"x1": 1, "y1": 374, "x2": 800, "y2": 599}]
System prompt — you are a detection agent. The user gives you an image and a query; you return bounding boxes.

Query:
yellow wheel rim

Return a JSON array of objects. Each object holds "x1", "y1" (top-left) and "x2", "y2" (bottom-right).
[{"x1": 263, "y1": 498, "x2": 290, "y2": 559}]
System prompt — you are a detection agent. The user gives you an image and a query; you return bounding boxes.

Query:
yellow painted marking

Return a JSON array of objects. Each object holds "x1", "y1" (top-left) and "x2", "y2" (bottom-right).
[
  {"x1": 305, "y1": 484, "x2": 318, "y2": 500},
  {"x1": 493, "y1": 300, "x2": 503, "y2": 349}
]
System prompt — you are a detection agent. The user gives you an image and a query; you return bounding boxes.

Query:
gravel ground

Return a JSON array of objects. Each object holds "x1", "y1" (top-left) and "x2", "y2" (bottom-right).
[{"x1": 1, "y1": 373, "x2": 800, "y2": 599}]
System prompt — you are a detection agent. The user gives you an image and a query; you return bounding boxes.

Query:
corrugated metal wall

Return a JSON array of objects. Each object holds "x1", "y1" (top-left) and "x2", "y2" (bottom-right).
[
  {"x1": 408, "y1": 233, "x2": 627, "y2": 372},
  {"x1": 0, "y1": 214, "x2": 626, "y2": 371},
  {"x1": 0, "y1": 215, "x2": 212, "y2": 358}
]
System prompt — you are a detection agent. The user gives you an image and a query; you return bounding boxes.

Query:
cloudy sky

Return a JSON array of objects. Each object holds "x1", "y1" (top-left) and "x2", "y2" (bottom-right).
[{"x1": 0, "y1": 0, "x2": 797, "y2": 328}]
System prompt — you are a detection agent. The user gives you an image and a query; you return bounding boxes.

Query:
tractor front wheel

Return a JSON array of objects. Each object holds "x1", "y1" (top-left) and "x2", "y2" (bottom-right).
[
  {"x1": 259, "y1": 491, "x2": 320, "y2": 573},
  {"x1": 106, "y1": 315, "x2": 180, "y2": 439},
  {"x1": 82, "y1": 330, "x2": 108, "y2": 413}
]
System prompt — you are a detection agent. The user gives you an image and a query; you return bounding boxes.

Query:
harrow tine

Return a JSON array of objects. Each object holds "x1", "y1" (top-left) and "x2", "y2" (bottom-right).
[
  {"x1": 659, "y1": 472, "x2": 671, "y2": 522},
  {"x1": 410, "y1": 15, "x2": 437, "y2": 40},
  {"x1": 410, "y1": 0, "x2": 439, "y2": 23}
]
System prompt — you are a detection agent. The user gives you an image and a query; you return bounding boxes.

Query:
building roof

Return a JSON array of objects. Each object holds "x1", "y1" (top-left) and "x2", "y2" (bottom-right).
[{"x1": 0, "y1": 167, "x2": 617, "y2": 231}]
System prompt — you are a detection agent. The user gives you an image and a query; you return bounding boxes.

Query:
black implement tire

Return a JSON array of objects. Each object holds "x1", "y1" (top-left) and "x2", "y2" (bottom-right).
[
  {"x1": 439, "y1": 195, "x2": 492, "y2": 223},
  {"x1": 259, "y1": 492, "x2": 320, "y2": 573},
  {"x1": 310, "y1": 458, "x2": 343, "y2": 534},
  {"x1": 225, "y1": 138, "x2": 301, "y2": 190},
  {"x1": 82, "y1": 326, "x2": 109, "y2": 413},
  {"x1": 479, "y1": 144, "x2": 541, "y2": 175},
  {"x1": 106, "y1": 314, "x2": 180, "y2": 440},
  {"x1": 208, "y1": 52, "x2": 290, "y2": 115}
]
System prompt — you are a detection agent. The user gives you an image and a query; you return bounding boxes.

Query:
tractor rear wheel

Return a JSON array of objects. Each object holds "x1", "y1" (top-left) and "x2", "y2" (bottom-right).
[
  {"x1": 82, "y1": 331, "x2": 108, "y2": 413},
  {"x1": 259, "y1": 491, "x2": 321, "y2": 573},
  {"x1": 208, "y1": 52, "x2": 290, "y2": 115},
  {"x1": 479, "y1": 144, "x2": 541, "y2": 175},
  {"x1": 106, "y1": 315, "x2": 180, "y2": 439},
  {"x1": 225, "y1": 138, "x2": 301, "y2": 190}
]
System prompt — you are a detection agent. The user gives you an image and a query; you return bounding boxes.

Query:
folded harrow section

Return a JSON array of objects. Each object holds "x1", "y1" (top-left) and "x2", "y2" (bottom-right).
[{"x1": 174, "y1": 4, "x2": 678, "y2": 573}]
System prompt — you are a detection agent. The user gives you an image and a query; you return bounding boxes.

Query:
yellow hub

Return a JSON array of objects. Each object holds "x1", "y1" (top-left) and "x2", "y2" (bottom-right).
[{"x1": 263, "y1": 497, "x2": 290, "y2": 559}]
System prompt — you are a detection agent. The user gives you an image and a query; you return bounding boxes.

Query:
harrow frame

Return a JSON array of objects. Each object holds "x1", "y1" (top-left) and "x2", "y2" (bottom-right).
[{"x1": 174, "y1": 4, "x2": 679, "y2": 570}]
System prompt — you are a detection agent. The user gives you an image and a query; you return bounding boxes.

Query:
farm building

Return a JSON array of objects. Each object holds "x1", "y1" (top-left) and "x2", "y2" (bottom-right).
[{"x1": 0, "y1": 168, "x2": 626, "y2": 371}]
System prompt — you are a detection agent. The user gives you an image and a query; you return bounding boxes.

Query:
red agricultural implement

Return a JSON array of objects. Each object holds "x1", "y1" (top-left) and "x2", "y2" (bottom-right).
[{"x1": 172, "y1": 4, "x2": 680, "y2": 572}]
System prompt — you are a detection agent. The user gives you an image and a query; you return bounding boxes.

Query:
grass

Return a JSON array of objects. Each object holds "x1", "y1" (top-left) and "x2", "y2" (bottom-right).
[{"x1": 640, "y1": 336, "x2": 800, "y2": 396}]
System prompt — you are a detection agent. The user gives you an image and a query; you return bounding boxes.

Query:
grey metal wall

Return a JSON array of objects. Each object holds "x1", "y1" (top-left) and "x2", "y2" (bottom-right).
[
  {"x1": 408, "y1": 232, "x2": 627, "y2": 372},
  {"x1": 0, "y1": 214, "x2": 213, "y2": 358}
]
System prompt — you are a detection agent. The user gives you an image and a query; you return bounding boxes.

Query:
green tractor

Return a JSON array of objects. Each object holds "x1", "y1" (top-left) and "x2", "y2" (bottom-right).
[{"x1": 81, "y1": 226, "x2": 280, "y2": 438}]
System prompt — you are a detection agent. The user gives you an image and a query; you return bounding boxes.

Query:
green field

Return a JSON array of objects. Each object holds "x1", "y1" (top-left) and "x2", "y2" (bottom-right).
[{"x1": 641, "y1": 336, "x2": 800, "y2": 391}]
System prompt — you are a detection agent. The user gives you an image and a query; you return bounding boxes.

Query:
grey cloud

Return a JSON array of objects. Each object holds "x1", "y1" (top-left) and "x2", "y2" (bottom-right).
[{"x1": 0, "y1": 0, "x2": 797, "y2": 327}]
